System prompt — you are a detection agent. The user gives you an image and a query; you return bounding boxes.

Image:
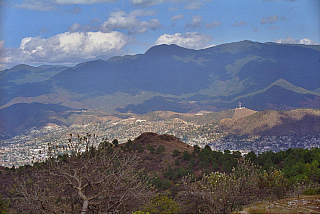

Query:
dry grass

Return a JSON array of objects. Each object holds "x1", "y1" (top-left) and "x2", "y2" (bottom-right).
[
  {"x1": 220, "y1": 109, "x2": 320, "y2": 136},
  {"x1": 233, "y1": 108, "x2": 257, "y2": 119},
  {"x1": 234, "y1": 195, "x2": 320, "y2": 214}
]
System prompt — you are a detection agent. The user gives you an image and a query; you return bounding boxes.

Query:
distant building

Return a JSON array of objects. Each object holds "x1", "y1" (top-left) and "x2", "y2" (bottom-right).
[{"x1": 236, "y1": 101, "x2": 245, "y2": 109}]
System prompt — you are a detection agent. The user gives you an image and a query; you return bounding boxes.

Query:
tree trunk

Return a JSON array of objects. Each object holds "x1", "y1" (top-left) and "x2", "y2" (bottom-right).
[
  {"x1": 81, "y1": 199, "x2": 89, "y2": 214},
  {"x1": 78, "y1": 190, "x2": 89, "y2": 214}
]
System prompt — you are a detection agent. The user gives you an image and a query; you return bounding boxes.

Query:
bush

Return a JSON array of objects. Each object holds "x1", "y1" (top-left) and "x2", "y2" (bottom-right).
[
  {"x1": 142, "y1": 194, "x2": 179, "y2": 214},
  {"x1": 303, "y1": 187, "x2": 320, "y2": 195},
  {"x1": 156, "y1": 145, "x2": 165, "y2": 155},
  {"x1": 0, "y1": 194, "x2": 8, "y2": 213},
  {"x1": 175, "y1": 158, "x2": 180, "y2": 166},
  {"x1": 194, "y1": 145, "x2": 200, "y2": 153},
  {"x1": 152, "y1": 177, "x2": 171, "y2": 190},
  {"x1": 137, "y1": 144, "x2": 144, "y2": 153},
  {"x1": 149, "y1": 145, "x2": 155, "y2": 154},
  {"x1": 112, "y1": 139, "x2": 119, "y2": 147},
  {"x1": 183, "y1": 151, "x2": 190, "y2": 161},
  {"x1": 172, "y1": 149, "x2": 181, "y2": 157},
  {"x1": 212, "y1": 163, "x2": 220, "y2": 171}
]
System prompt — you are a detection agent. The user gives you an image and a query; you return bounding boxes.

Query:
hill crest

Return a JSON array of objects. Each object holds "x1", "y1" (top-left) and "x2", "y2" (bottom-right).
[{"x1": 219, "y1": 108, "x2": 320, "y2": 137}]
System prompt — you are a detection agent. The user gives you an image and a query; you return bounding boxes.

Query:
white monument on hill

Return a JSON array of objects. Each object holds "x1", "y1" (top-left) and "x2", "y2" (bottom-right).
[{"x1": 236, "y1": 101, "x2": 245, "y2": 109}]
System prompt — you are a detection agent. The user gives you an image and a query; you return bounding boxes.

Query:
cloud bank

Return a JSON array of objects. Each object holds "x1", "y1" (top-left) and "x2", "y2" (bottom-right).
[
  {"x1": 101, "y1": 10, "x2": 161, "y2": 34},
  {"x1": 3, "y1": 31, "x2": 131, "y2": 65},
  {"x1": 261, "y1": 14, "x2": 285, "y2": 24},
  {"x1": 155, "y1": 32, "x2": 213, "y2": 49},
  {"x1": 275, "y1": 36, "x2": 319, "y2": 45}
]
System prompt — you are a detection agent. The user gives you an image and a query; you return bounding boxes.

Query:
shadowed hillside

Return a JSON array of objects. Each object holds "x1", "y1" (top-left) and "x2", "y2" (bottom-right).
[{"x1": 0, "y1": 102, "x2": 81, "y2": 139}]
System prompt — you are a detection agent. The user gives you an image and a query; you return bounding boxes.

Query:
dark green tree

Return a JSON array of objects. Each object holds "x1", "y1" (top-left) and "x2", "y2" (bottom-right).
[
  {"x1": 194, "y1": 145, "x2": 200, "y2": 153},
  {"x1": 149, "y1": 145, "x2": 155, "y2": 154},
  {"x1": 156, "y1": 145, "x2": 165, "y2": 155},
  {"x1": 175, "y1": 158, "x2": 180, "y2": 166},
  {"x1": 112, "y1": 139, "x2": 119, "y2": 147},
  {"x1": 183, "y1": 151, "x2": 191, "y2": 160},
  {"x1": 172, "y1": 149, "x2": 181, "y2": 157}
]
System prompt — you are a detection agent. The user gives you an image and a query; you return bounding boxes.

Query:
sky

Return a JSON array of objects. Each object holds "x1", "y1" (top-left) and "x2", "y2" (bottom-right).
[{"x1": 0, "y1": 0, "x2": 319, "y2": 69}]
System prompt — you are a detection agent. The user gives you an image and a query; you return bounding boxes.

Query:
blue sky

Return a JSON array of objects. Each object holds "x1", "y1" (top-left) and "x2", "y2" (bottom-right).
[{"x1": 0, "y1": 0, "x2": 319, "y2": 68}]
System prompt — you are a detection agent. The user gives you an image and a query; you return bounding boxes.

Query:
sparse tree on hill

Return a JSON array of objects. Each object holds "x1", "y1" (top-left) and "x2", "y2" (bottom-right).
[
  {"x1": 172, "y1": 149, "x2": 181, "y2": 157},
  {"x1": 149, "y1": 145, "x2": 155, "y2": 154},
  {"x1": 112, "y1": 139, "x2": 119, "y2": 147},
  {"x1": 156, "y1": 145, "x2": 165, "y2": 155},
  {"x1": 183, "y1": 151, "x2": 190, "y2": 160},
  {"x1": 13, "y1": 134, "x2": 154, "y2": 213}
]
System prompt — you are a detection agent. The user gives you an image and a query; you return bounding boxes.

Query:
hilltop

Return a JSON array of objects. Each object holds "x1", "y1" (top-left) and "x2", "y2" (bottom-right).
[
  {"x1": 132, "y1": 132, "x2": 194, "y2": 173},
  {"x1": 219, "y1": 108, "x2": 320, "y2": 137}
]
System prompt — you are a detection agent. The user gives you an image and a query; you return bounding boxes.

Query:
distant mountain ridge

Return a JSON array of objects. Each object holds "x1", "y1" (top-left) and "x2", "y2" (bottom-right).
[
  {"x1": 0, "y1": 40, "x2": 319, "y2": 137},
  {"x1": 1, "y1": 40, "x2": 319, "y2": 112}
]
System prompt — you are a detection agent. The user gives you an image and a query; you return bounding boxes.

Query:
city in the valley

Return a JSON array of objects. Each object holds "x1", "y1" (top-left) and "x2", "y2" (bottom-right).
[{"x1": 1, "y1": 110, "x2": 319, "y2": 167}]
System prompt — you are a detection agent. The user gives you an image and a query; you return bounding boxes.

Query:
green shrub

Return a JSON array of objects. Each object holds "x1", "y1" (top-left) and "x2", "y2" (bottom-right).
[
  {"x1": 172, "y1": 149, "x2": 181, "y2": 157},
  {"x1": 193, "y1": 145, "x2": 200, "y2": 153},
  {"x1": 156, "y1": 145, "x2": 165, "y2": 155},
  {"x1": 142, "y1": 194, "x2": 179, "y2": 214},
  {"x1": 183, "y1": 151, "x2": 190, "y2": 160},
  {"x1": 137, "y1": 144, "x2": 144, "y2": 153},
  {"x1": 149, "y1": 145, "x2": 155, "y2": 154},
  {"x1": 112, "y1": 139, "x2": 119, "y2": 147},
  {"x1": 175, "y1": 158, "x2": 180, "y2": 166},
  {"x1": 303, "y1": 187, "x2": 320, "y2": 195}
]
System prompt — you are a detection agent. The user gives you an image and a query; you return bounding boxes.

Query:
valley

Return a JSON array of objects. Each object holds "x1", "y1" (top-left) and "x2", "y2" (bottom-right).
[{"x1": 1, "y1": 108, "x2": 319, "y2": 167}]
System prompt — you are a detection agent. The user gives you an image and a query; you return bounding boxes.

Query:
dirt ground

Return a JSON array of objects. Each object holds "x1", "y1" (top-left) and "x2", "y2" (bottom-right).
[{"x1": 236, "y1": 195, "x2": 320, "y2": 214}]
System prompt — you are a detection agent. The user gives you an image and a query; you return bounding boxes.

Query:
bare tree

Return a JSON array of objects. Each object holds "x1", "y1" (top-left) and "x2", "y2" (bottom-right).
[{"x1": 13, "y1": 134, "x2": 154, "y2": 213}]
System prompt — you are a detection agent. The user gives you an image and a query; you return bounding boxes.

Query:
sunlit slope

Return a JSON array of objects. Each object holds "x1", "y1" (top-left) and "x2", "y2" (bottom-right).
[{"x1": 219, "y1": 109, "x2": 320, "y2": 136}]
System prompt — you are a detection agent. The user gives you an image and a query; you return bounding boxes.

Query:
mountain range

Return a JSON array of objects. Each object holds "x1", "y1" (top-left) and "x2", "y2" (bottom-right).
[{"x1": 0, "y1": 40, "x2": 319, "y2": 138}]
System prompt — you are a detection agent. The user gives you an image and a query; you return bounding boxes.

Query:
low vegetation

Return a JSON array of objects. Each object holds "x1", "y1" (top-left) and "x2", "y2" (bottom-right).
[{"x1": 0, "y1": 132, "x2": 319, "y2": 213}]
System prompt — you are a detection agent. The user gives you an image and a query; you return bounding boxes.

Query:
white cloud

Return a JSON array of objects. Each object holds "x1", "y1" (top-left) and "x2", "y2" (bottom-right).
[
  {"x1": 0, "y1": 41, "x2": 9, "y2": 69},
  {"x1": 274, "y1": 36, "x2": 319, "y2": 45},
  {"x1": 269, "y1": 25, "x2": 280, "y2": 30},
  {"x1": 66, "y1": 6, "x2": 82, "y2": 14},
  {"x1": 184, "y1": 2, "x2": 203, "y2": 10},
  {"x1": 14, "y1": 0, "x2": 56, "y2": 11},
  {"x1": 155, "y1": 32, "x2": 214, "y2": 49},
  {"x1": 261, "y1": 14, "x2": 285, "y2": 24},
  {"x1": 263, "y1": 0, "x2": 297, "y2": 1},
  {"x1": 186, "y1": 15, "x2": 203, "y2": 29},
  {"x1": 232, "y1": 21, "x2": 247, "y2": 26},
  {"x1": 171, "y1": 14, "x2": 184, "y2": 21},
  {"x1": 128, "y1": 9, "x2": 155, "y2": 16},
  {"x1": 68, "y1": 23, "x2": 82, "y2": 32},
  {"x1": 3, "y1": 31, "x2": 131, "y2": 66},
  {"x1": 130, "y1": 0, "x2": 164, "y2": 7},
  {"x1": 101, "y1": 10, "x2": 161, "y2": 34},
  {"x1": 206, "y1": 21, "x2": 221, "y2": 28},
  {"x1": 54, "y1": 0, "x2": 118, "y2": 4},
  {"x1": 14, "y1": 0, "x2": 119, "y2": 11}
]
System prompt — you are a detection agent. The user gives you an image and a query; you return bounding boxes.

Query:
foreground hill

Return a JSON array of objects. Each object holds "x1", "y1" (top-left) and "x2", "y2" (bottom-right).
[
  {"x1": 1, "y1": 132, "x2": 320, "y2": 213},
  {"x1": 132, "y1": 132, "x2": 194, "y2": 173},
  {"x1": 219, "y1": 108, "x2": 320, "y2": 137}
]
